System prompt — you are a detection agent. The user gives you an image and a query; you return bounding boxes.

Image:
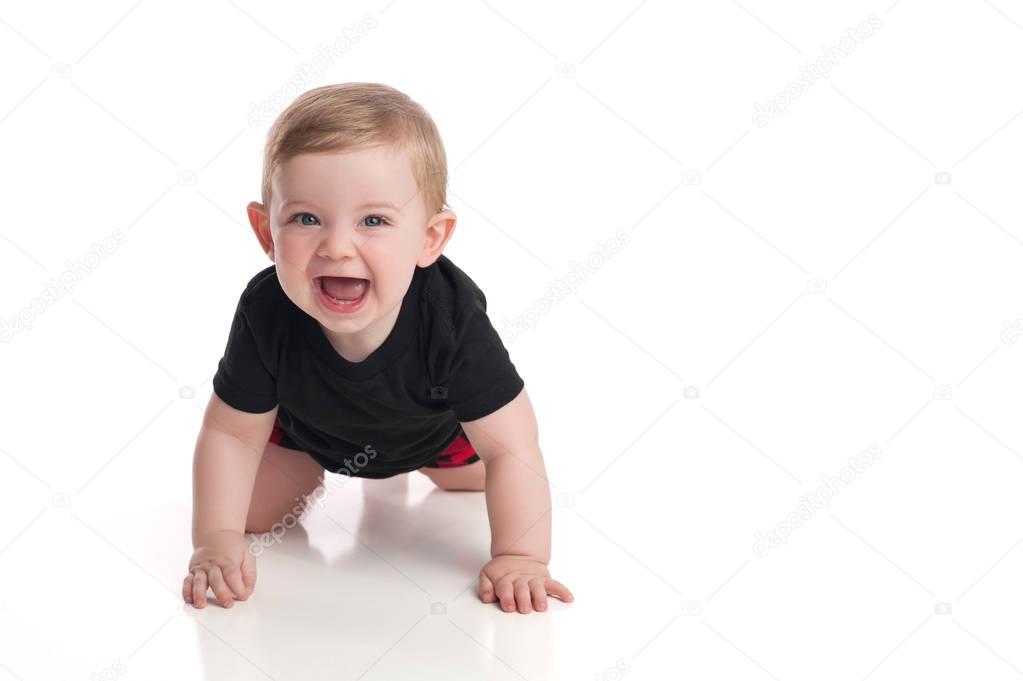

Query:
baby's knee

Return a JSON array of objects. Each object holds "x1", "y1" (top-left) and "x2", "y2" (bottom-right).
[
  {"x1": 246, "y1": 486, "x2": 320, "y2": 535},
  {"x1": 418, "y1": 462, "x2": 485, "y2": 491}
]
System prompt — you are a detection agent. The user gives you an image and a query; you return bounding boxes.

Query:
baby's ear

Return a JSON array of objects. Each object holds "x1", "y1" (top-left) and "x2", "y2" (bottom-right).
[
  {"x1": 418, "y1": 209, "x2": 457, "y2": 267},
  {"x1": 247, "y1": 201, "x2": 274, "y2": 261}
]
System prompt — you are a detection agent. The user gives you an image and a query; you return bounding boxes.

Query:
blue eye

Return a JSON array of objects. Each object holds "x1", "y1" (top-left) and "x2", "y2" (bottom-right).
[
  {"x1": 362, "y1": 215, "x2": 389, "y2": 229},
  {"x1": 288, "y1": 213, "x2": 388, "y2": 228}
]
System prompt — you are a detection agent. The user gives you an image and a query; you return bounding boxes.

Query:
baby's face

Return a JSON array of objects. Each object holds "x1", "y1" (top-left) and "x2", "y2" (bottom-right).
[{"x1": 264, "y1": 144, "x2": 433, "y2": 338}]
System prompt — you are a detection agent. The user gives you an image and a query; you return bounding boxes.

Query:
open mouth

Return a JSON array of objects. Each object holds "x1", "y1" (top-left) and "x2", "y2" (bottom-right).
[{"x1": 315, "y1": 276, "x2": 370, "y2": 312}]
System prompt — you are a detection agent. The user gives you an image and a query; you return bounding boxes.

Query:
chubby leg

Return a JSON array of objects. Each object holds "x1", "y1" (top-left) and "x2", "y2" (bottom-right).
[
  {"x1": 417, "y1": 459, "x2": 486, "y2": 491},
  {"x1": 245, "y1": 441, "x2": 325, "y2": 534}
]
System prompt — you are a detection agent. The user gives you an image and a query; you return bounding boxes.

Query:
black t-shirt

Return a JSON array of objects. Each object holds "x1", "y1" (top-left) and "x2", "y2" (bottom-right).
[{"x1": 211, "y1": 254, "x2": 525, "y2": 479}]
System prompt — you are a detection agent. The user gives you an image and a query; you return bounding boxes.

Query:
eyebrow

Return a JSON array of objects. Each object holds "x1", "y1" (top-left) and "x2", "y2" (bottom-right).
[{"x1": 281, "y1": 200, "x2": 401, "y2": 212}]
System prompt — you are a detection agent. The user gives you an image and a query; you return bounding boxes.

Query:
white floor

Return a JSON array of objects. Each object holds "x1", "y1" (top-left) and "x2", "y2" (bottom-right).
[
  {"x1": 3, "y1": 418, "x2": 670, "y2": 681},
  {"x1": 4, "y1": 385, "x2": 1023, "y2": 681}
]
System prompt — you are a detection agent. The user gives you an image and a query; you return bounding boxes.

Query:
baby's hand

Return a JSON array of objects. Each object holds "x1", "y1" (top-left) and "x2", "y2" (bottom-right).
[
  {"x1": 182, "y1": 529, "x2": 256, "y2": 608},
  {"x1": 478, "y1": 555, "x2": 574, "y2": 614}
]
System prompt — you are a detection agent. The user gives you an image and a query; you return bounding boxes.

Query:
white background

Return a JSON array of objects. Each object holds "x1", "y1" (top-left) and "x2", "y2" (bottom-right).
[{"x1": 2, "y1": 0, "x2": 1022, "y2": 679}]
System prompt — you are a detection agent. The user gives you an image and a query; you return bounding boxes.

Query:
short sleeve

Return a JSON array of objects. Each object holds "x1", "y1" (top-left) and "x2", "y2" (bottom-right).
[
  {"x1": 444, "y1": 305, "x2": 525, "y2": 422},
  {"x1": 211, "y1": 294, "x2": 278, "y2": 413}
]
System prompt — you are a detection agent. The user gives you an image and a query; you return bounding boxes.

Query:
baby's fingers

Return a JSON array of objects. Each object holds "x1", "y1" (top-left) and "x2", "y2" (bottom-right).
[
  {"x1": 478, "y1": 571, "x2": 496, "y2": 603},
  {"x1": 223, "y1": 565, "x2": 250, "y2": 601},
  {"x1": 182, "y1": 573, "x2": 194, "y2": 603},
  {"x1": 529, "y1": 578, "x2": 548, "y2": 611},
  {"x1": 514, "y1": 580, "x2": 533, "y2": 614},
  {"x1": 207, "y1": 565, "x2": 235, "y2": 608},
  {"x1": 495, "y1": 578, "x2": 516, "y2": 612},
  {"x1": 240, "y1": 546, "x2": 257, "y2": 595},
  {"x1": 545, "y1": 578, "x2": 573, "y2": 602},
  {"x1": 191, "y1": 569, "x2": 209, "y2": 608}
]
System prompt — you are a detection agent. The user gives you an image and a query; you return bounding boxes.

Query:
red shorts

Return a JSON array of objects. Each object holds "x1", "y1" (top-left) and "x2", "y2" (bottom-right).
[
  {"x1": 423, "y1": 429, "x2": 480, "y2": 468},
  {"x1": 268, "y1": 418, "x2": 479, "y2": 469}
]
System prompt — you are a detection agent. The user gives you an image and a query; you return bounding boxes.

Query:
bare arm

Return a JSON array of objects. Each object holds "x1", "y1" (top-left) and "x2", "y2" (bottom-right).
[
  {"x1": 465, "y1": 390, "x2": 551, "y2": 562},
  {"x1": 461, "y1": 388, "x2": 573, "y2": 612},
  {"x1": 192, "y1": 392, "x2": 278, "y2": 546}
]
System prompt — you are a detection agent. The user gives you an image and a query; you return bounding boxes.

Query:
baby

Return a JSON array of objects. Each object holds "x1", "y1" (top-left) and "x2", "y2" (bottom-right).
[{"x1": 183, "y1": 82, "x2": 573, "y2": 615}]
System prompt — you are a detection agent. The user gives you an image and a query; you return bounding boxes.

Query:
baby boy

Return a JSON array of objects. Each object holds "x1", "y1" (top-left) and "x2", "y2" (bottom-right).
[{"x1": 183, "y1": 82, "x2": 573, "y2": 615}]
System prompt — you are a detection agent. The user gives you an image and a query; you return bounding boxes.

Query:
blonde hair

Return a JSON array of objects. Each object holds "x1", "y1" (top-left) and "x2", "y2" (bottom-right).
[{"x1": 260, "y1": 82, "x2": 448, "y2": 217}]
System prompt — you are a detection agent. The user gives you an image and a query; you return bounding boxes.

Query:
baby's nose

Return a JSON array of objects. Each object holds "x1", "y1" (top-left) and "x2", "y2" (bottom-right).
[{"x1": 318, "y1": 223, "x2": 366, "y2": 258}]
